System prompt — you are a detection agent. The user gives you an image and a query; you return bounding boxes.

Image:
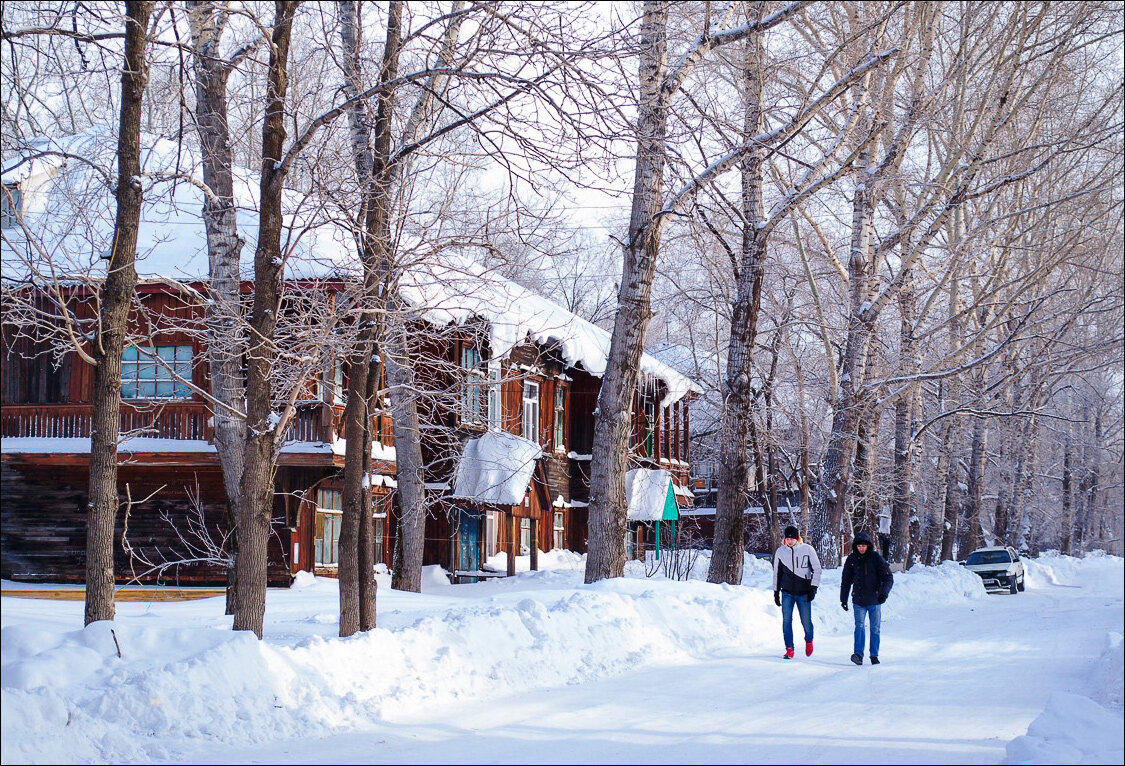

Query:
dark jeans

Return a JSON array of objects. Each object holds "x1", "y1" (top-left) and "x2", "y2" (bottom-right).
[
  {"x1": 853, "y1": 603, "x2": 882, "y2": 657},
  {"x1": 781, "y1": 591, "x2": 813, "y2": 648}
]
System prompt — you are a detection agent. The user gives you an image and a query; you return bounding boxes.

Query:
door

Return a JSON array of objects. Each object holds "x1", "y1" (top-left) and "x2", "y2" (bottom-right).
[{"x1": 458, "y1": 508, "x2": 481, "y2": 581}]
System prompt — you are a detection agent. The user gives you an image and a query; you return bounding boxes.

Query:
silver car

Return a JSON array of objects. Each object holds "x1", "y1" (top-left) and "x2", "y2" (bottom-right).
[{"x1": 961, "y1": 546, "x2": 1026, "y2": 594}]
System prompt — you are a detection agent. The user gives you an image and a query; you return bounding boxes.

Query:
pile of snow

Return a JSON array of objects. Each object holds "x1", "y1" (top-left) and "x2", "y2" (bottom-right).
[
  {"x1": 1094, "y1": 632, "x2": 1123, "y2": 710},
  {"x1": 1023, "y1": 549, "x2": 1124, "y2": 590},
  {"x1": 1003, "y1": 692, "x2": 1125, "y2": 765},
  {"x1": 0, "y1": 552, "x2": 1116, "y2": 764}
]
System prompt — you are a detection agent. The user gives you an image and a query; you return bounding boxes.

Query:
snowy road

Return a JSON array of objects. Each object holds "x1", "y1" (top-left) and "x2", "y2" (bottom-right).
[{"x1": 171, "y1": 571, "x2": 1123, "y2": 765}]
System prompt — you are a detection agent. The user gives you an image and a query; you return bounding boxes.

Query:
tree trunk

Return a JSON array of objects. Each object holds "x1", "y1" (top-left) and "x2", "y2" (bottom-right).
[
  {"x1": 187, "y1": 0, "x2": 247, "y2": 617},
  {"x1": 959, "y1": 407, "x2": 988, "y2": 552},
  {"x1": 939, "y1": 425, "x2": 964, "y2": 562},
  {"x1": 923, "y1": 398, "x2": 955, "y2": 565},
  {"x1": 852, "y1": 409, "x2": 880, "y2": 538},
  {"x1": 84, "y1": 0, "x2": 152, "y2": 627},
  {"x1": 1060, "y1": 428, "x2": 1073, "y2": 555},
  {"x1": 234, "y1": 0, "x2": 296, "y2": 639},
  {"x1": 336, "y1": 0, "x2": 402, "y2": 636},
  {"x1": 387, "y1": 305, "x2": 426, "y2": 592},
  {"x1": 708, "y1": 26, "x2": 766, "y2": 586},
  {"x1": 889, "y1": 267, "x2": 919, "y2": 566},
  {"x1": 585, "y1": 1, "x2": 668, "y2": 584}
]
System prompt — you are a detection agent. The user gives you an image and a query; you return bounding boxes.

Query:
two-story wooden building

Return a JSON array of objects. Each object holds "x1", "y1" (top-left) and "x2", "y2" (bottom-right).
[{"x1": 1, "y1": 132, "x2": 698, "y2": 586}]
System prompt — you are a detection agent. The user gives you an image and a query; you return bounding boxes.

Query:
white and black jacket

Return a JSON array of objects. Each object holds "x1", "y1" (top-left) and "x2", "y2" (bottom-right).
[{"x1": 772, "y1": 542, "x2": 823, "y2": 597}]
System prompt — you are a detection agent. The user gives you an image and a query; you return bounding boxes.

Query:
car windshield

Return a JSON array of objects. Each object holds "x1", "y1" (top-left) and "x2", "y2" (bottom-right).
[{"x1": 966, "y1": 550, "x2": 1012, "y2": 565}]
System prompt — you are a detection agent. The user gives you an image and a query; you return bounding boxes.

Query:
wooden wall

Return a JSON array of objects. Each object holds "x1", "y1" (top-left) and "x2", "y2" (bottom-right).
[{"x1": 1, "y1": 460, "x2": 295, "y2": 585}]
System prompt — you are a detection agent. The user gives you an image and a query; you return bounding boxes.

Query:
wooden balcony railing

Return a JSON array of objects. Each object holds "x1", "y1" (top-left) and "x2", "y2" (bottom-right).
[{"x1": 1, "y1": 401, "x2": 338, "y2": 445}]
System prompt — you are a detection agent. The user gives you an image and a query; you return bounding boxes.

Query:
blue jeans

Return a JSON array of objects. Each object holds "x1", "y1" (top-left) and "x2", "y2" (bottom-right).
[
  {"x1": 781, "y1": 592, "x2": 813, "y2": 648},
  {"x1": 853, "y1": 603, "x2": 881, "y2": 657}
]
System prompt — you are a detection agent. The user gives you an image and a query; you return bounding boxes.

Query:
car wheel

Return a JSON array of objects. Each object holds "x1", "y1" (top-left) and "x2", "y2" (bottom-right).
[
  {"x1": 1009, "y1": 578, "x2": 1018, "y2": 595},
  {"x1": 1017, "y1": 575, "x2": 1025, "y2": 592}
]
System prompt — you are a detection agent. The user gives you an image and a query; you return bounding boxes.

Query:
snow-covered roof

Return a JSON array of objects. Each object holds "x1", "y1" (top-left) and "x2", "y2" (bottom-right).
[
  {"x1": 2, "y1": 130, "x2": 699, "y2": 404},
  {"x1": 0, "y1": 127, "x2": 353, "y2": 283},
  {"x1": 400, "y1": 257, "x2": 699, "y2": 407},
  {"x1": 451, "y1": 431, "x2": 542, "y2": 506},
  {"x1": 625, "y1": 468, "x2": 679, "y2": 521}
]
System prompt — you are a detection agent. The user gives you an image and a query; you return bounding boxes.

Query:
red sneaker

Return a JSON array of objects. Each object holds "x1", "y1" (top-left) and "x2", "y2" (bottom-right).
[
  {"x1": 784, "y1": 647, "x2": 795, "y2": 659},
  {"x1": 805, "y1": 641, "x2": 814, "y2": 657}
]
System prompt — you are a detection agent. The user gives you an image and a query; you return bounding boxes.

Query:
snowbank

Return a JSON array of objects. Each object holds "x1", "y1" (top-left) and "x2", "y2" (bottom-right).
[
  {"x1": 1003, "y1": 692, "x2": 1125, "y2": 765},
  {"x1": 1023, "y1": 549, "x2": 1124, "y2": 591},
  {"x1": 0, "y1": 553, "x2": 1112, "y2": 764}
]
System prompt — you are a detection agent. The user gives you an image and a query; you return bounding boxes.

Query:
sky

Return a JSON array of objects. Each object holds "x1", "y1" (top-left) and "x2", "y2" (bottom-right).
[{"x1": 2, "y1": 549, "x2": 1122, "y2": 765}]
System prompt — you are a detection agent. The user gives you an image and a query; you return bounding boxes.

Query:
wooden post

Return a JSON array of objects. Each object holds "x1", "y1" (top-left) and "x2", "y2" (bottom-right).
[
  {"x1": 530, "y1": 518, "x2": 539, "y2": 571},
  {"x1": 507, "y1": 512, "x2": 517, "y2": 577}
]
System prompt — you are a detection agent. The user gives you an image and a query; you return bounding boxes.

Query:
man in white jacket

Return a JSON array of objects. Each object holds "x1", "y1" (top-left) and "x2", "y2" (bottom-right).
[{"x1": 772, "y1": 525, "x2": 823, "y2": 659}]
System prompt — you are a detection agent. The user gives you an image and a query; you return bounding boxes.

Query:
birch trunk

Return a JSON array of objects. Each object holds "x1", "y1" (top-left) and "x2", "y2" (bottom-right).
[
  {"x1": 387, "y1": 306, "x2": 426, "y2": 592},
  {"x1": 959, "y1": 389, "x2": 988, "y2": 552},
  {"x1": 187, "y1": 0, "x2": 247, "y2": 617},
  {"x1": 808, "y1": 144, "x2": 876, "y2": 568},
  {"x1": 585, "y1": 1, "x2": 668, "y2": 583},
  {"x1": 1060, "y1": 427, "x2": 1073, "y2": 555},
  {"x1": 889, "y1": 270, "x2": 920, "y2": 565},
  {"x1": 708, "y1": 27, "x2": 766, "y2": 586}
]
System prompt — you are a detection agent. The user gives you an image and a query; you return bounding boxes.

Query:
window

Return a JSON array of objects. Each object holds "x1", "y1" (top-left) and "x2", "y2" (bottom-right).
[
  {"x1": 373, "y1": 493, "x2": 388, "y2": 565},
  {"x1": 965, "y1": 549, "x2": 1012, "y2": 566},
  {"x1": 1, "y1": 184, "x2": 21, "y2": 228},
  {"x1": 553, "y1": 510, "x2": 565, "y2": 550},
  {"x1": 522, "y1": 381, "x2": 539, "y2": 441},
  {"x1": 323, "y1": 358, "x2": 345, "y2": 405},
  {"x1": 315, "y1": 489, "x2": 343, "y2": 566},
  {"x1": 553, "y1": 386, "x2": 565, "y2": 451},
  {"x1": 662, "y1": 406, "x2": 671, "y2": 460},
  {"x1": 461, "y1": 346, "x2": 485, "y2": 425},
  {"x1": 643, "y1": 399, "x2": 655, "y2": 457},
  {"x1": 519, "y1": 517, "x2": 531, "y2": 555},
  {"x1": 487, "y1": 363, "x2": 503, "y2": 430},
  {"x1": 121, "y1": 345, "x2": 192, "y2": 399}
]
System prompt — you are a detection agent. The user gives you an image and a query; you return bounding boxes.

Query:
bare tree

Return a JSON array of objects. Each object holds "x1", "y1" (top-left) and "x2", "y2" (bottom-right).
[
  {"x1": 586, "y1": 1, "x2": 812, "y2": 583},
  {"x1": 85, "y1": 0, "x2": 154, "y2": 625}
]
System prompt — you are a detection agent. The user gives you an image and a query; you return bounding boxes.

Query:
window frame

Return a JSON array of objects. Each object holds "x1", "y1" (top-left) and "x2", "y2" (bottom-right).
[
  {"x1": 314, "y1": 488, "x2": 344, "y2": 566},
  {"x1": 487, "y1": 362, "x2": 503, "y2": 430},
  {"x1": 121, "y1": 344, "x2": 193, "y2": 400},
  {"x1": 519, "y1": 517, "x2": 532, "y2": 555},
  {"x1": 461, "y1": 345, "x2": 485, "y2": 426},
  {"x1": 553, "y1": 384, "x2": 566, "y2": 452},
  {"x1": 522, "y1": 380, "x2": 540, "y2": 442},
  {"x1": 553, "y1": 510, "x2": 565, "y2": 550},
  {"x1": 1, "y1": 183, "x2": 22, "y2": 229}
]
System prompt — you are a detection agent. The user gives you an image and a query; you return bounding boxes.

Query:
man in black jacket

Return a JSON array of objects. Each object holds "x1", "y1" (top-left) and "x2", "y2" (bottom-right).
[{"x1": 840, "y1": 530, "x2": 893, "y2": 665}]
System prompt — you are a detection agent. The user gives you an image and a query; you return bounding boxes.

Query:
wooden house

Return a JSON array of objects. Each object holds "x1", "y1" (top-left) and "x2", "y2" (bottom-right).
[{"x1": 1, "y1": 133, "x2": 697, "y2": 586}]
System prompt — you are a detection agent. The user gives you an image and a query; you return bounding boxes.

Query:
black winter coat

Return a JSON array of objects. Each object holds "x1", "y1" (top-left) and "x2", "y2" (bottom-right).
[{"x1": 840, "y1": 548, "x2": 894, "y2": 607}]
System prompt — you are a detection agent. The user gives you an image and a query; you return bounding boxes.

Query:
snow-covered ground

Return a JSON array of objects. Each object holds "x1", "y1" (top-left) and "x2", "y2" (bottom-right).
[{"x1": 2, "y1": 551, "x2": 1121, "y2": 765}]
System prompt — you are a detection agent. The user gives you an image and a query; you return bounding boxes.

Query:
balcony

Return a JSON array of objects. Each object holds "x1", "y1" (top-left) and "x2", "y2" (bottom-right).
[{"x1": 0, "y1": 401, "x2": 337, "y2": 444}]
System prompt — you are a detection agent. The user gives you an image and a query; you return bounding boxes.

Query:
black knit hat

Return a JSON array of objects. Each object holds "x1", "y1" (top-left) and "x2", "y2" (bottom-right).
[{"x1": 783, "y1": 525, "x2": 800, "y2": 540}]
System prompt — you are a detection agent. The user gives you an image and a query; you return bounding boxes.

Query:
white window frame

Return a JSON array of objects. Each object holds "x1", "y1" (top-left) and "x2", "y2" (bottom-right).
[
  {"x1": 553, "y1": 510, "x2": 565, "y2": 550},
  {"x1": 553, "y1": 385, "x2": 566, "y2": 452},
  {"x1": 522, "y1": 380, "x2": 539, "y2": 442},
  {"x1": 487, "y1": 362, "x2": 503, "y2": 430},
  {"x1": 520, "y1": 517, "x2": 531, "y2": 555}
]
